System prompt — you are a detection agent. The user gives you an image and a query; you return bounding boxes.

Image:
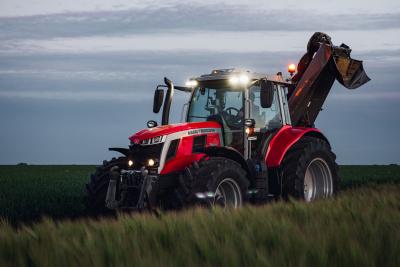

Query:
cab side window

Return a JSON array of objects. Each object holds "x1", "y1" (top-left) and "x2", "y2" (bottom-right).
[{"x1": 250, "y1": 85, "x2": 282, "y2": 129}]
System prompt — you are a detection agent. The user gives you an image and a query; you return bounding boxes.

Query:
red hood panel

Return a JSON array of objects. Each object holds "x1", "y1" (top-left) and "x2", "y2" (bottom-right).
[{"x1": 129, "y1": 121, "x2": 221, "y2": 143}]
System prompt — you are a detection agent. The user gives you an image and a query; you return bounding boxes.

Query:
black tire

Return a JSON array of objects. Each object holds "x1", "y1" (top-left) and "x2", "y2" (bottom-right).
[
  {"x1": 179, "y1": 157, "x2": 249, "y2": 208},
  {"x1": 84, "y1": 157, "x2": 127, "y2": 214},
  {"x1": 281, "y1": 136, "x2": 339, "y2": 201}
]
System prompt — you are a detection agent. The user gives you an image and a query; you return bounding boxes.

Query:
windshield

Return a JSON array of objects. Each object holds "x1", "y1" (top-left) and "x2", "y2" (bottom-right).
[
  {"x1": 187, "y1": 86, "x2": 244, "y2": 152},
  {"x1": 187, "y1": 87, "x2": 244, "y2": 124}
]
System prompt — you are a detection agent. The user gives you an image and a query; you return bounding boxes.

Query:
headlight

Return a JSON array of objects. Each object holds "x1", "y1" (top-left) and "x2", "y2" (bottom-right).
[
  {"x1": 128, "y1": 160, "x2": 134, "y2": 167},
  {"x1": 140, "y1": 135, "x2": 166, "y2": 145},
  {"x1": 147, "y1": 158, "x2": 159, "y2": 167}
]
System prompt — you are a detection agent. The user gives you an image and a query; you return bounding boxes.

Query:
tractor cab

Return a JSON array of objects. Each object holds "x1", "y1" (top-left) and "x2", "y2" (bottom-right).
[{"x1": 154, "y1": 68, "x2": 291, "y2": 161}]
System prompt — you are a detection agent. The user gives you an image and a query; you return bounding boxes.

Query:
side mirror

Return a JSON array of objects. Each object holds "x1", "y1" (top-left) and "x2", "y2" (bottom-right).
[
  {"x1": 147, "y1": 120, "x2": 158, "y2": 128},
  {"x1": 153, "y1": 89, "x2": 164, "y2": 113},
  {"x1": 260, "y1": 80, "x2": 274, "y2": 108}
]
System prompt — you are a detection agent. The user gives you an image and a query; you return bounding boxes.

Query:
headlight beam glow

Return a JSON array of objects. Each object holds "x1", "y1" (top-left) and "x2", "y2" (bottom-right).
[
  {"x1": 185, "y1": 80, "x2": 198, "y2": 87},
  {"x1": 229, "y1": 74, "x2": 249, "y2": 85}
]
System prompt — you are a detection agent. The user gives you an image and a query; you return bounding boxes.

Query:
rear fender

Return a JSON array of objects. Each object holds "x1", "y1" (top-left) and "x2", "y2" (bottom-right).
[{"x1": 265, "y1": 125, "x2": 329, "y2": 168}]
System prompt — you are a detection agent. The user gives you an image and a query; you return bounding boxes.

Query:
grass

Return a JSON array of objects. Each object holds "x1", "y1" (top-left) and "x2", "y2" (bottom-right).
[
  {"x1": 0, "y1": 165, "x2": 399, "y2": 223},
  {"x1": 0, "y1": 185, "x2": 399, "y2": 267},
  {"x1": 0, "y1": 165, "x2": 399, "y2": 266}
]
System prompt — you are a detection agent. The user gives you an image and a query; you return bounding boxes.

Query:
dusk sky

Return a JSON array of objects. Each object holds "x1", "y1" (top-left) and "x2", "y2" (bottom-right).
[{"x1": 0, "y1": 0, "x2": 399, "y2": 164}]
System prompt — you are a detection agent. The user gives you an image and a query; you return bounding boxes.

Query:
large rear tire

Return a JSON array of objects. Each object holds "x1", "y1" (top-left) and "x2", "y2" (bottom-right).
[
  {"x1": 180, "y1": 157, "x2": 249, "y2": 208},
  {"x1": 84, "y1": 157, "x2": 126, "y2": 214},
  {"x1": 281, "y1": 136, "x2": 339, "y2": 201}
]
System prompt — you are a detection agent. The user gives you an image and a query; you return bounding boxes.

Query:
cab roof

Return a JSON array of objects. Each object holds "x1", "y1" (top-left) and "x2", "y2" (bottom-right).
[{"x1": 192, "y1": 68, "x2": 291, "y2": 85}]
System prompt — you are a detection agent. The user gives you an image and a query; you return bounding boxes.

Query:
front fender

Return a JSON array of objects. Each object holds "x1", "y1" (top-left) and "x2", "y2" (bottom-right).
[
  {"x1": 108, "y1": 147, "x2": 131, "y2": 157},
  {"x1": 204, "y1": 146, "x2": 250, "y2": 174}
]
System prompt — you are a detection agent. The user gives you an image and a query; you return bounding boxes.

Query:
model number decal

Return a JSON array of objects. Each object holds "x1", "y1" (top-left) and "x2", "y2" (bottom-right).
[{"x1": 188, "y1": 128, "x2": 217, "y2": 135}]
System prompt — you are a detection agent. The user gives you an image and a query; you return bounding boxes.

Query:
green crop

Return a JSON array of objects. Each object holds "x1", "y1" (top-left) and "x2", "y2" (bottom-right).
[{"x1": 0, "y1": 185, "x2": 399, "y2": 267}]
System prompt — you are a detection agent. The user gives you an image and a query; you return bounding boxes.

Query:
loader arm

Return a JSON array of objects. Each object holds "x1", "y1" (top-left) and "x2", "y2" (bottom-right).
[{"x1": 288, "y1": 32, "x2": 370, "y2": 127}]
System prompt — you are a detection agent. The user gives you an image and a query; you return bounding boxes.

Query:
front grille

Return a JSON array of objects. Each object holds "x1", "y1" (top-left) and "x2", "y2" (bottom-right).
[
  {"x1": 119, "y1": 171, "x2": 143, "y2": 207},
  {"x1": 123, "y1": 171, "x2": 143, "y2": 187},
  {"x1": 129, "y1": 143, "x2": 163, "y2": 167}
]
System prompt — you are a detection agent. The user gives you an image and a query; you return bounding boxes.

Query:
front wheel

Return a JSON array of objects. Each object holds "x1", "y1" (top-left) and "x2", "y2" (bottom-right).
[
  {"x1": 213, "y1": 177, "x2": 243, "y2": 207},
  {"x1": 281, "y1": 136, "x2": 339, "y2": 202},
  {"x1": 84, "y1": 157, "x2": 127, "y2": 214},
  {"x1": 180, "y1": 157, "x2": 249, "y2": 208}
]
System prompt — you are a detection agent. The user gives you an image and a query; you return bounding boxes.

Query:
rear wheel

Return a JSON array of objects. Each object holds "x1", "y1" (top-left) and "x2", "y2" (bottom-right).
[
  {"x1": 180, "y1": 157, "x2": 249, "y2": 208},
  {"x1": 281, "y1": 136, "x2": 339, "y2": 201}
]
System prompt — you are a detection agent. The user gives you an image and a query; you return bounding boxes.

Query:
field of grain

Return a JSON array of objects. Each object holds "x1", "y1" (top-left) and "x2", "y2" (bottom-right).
[
  {"x1": 0, "y1": 165, "x2": 399, "y2": 223},
  {"x1": 0, "y1": 165, "x2": 93, "y2": 222},
  {"x1": 0, "y1": 184, "x2": 399, "y2": 267},
  {"x1": 0, "y1": 165, "x2": 399, "y2": 267}
]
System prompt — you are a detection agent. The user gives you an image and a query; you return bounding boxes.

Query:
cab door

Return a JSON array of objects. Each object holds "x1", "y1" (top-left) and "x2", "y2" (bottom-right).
[
  {"x1": 187, "y1": 87, "x2": 245, "y2": 155},
  {"x1": 247, "y1": 84, "x2": 287, "y2": 160}
]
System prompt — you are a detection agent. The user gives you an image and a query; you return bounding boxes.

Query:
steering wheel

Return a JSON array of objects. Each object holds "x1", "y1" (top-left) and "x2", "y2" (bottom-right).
[
  {"x1": 225, "y1": 107, "x2": 240, "y2": 116},
  {"x1": 223, "y1": 107, "x2": 243, "y2": 128}
]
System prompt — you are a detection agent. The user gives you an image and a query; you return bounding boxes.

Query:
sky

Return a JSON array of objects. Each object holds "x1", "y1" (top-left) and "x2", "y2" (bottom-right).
[{"x1": 0, "y1": 0, "x2": 399, "y2": 165}]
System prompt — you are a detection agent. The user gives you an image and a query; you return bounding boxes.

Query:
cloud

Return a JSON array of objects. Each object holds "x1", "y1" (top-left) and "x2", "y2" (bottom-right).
[
  {"x1": 0, "y1": 5, "x2": 399, "y2": 41},
  {"x1": 1, "y1": 29, "x2": 400, "y2": 55},
  {"x1": 0, "y1": 49, "x2": 399, "y2": 103},
  {"x1": 0, "y1": 89, "x2": 149, "y2": 102},
  {"x1": 331, "y1": 91, "x2": 400, "y2": 101},
  {"x1": 2, "y1": 0, "x2": 400, "y2": 18},
  {"x1": 0, "y1": 69, "x2": 153, "y2": 81}
]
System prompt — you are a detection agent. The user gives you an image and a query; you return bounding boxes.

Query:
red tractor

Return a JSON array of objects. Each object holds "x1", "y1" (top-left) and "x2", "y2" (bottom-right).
[{"x1": 85, "y1": 33, "x2": 370, "y2": 212}]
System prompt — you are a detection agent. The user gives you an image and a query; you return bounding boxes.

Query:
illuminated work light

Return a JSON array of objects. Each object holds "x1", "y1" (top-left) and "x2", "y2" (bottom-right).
[
  {"x1": 185, "y1": 80, "x2": 198, "y2": 87},
  {"x1": 229, "y1": 76, "x2": 239, "y2": 85},
  {"x1": 229, "y1": 74, "x2": 249, "y2": 85},
  {"x1": 239, "y1": 74, "x2": 249, "y2": 84}
]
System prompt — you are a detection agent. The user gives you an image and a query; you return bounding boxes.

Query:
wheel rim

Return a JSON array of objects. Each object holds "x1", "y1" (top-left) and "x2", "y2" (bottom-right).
[
  {"x1": 213, "y1": 178, "x2": 242, "y2": 208},
  {"x1": 304, "y1": 158, "x2": 333, "y2": 202}
]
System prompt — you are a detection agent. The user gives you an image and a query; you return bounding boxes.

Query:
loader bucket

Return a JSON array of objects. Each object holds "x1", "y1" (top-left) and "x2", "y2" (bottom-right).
[{"x1": 334, "y1": 54, "x2": 370, "y2": 89}]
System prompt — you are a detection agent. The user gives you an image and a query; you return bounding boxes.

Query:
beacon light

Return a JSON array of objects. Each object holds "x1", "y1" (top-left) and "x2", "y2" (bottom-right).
[{"x1": 288, "y1": 63, "x2": 296, "y2": 76}]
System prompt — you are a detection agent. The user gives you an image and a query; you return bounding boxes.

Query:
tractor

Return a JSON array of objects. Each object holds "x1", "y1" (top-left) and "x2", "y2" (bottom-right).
[{"x1": 84, "y1": 32, "x2": 370, "y2": 212}]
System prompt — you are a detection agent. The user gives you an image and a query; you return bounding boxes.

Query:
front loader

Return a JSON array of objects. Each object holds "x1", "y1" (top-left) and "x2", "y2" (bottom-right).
[{"x1": 84, "y1": 32, "x2": 370, "y2": 213}]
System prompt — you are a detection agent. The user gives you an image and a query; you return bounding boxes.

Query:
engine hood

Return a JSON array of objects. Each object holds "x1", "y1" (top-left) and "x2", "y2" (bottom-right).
[{"x1": 129, "y1": 121, "x2": 221, "y2": 144}]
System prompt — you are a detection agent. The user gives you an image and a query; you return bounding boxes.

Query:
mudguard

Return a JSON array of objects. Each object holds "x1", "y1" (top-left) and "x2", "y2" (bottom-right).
[
  {"x1": 265, "y1": 125, "x2": 329, "y2": 168},
  {"x1": 205, "y1": 146, "x2": 250, "y2": 174}
]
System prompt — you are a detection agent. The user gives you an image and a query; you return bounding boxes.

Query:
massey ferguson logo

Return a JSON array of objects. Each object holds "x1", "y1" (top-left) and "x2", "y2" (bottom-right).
[
  {"x1": 133, "y1": 138, "x2": 140, "y2": 144},
  {"x1": 188, "y1": 128, "x2": 217, "y2": 135}
]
